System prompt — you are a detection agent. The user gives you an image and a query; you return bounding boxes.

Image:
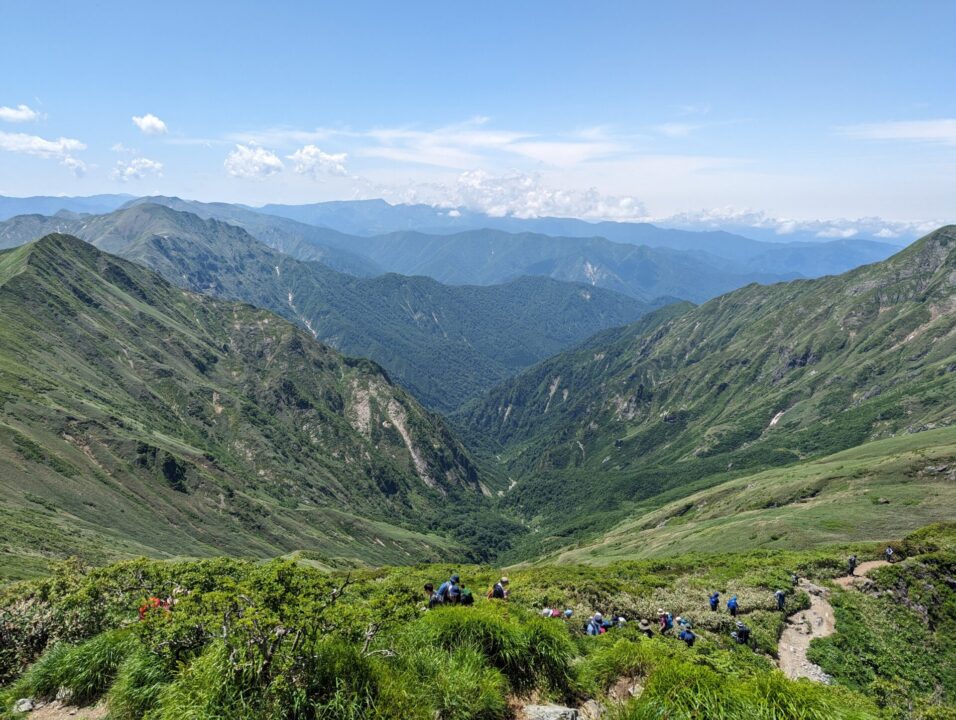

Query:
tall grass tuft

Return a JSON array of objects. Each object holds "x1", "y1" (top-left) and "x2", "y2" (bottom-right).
[
  {"x1": 107, "y1": 647, "x2": 173, "y2": 720},
  {"x1": 5, "y1": 628, "x2": 136, "y2": 706}
]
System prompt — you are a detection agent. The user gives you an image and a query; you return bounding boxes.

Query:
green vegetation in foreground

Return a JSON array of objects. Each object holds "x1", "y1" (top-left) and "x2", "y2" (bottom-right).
[
  {"x1": 553, "y1": 425, "x2": 956, "y2": 563},
  {"x1": 458, "y1": 226, "x2": 956, "y2": 556},
  {"x1": 2, "y1": 525, "x2": 954, "y2": 719}
]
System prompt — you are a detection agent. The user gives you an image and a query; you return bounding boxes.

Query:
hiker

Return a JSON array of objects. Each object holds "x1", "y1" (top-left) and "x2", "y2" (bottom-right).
[
  {"x1": 638, "y1": 618, "x2": 654, "y2": 639},
  {"x1": 459, "y1": 586, "x2": 475, "y2": 605},
  {"x1": 563, "y1": 609, "x2": 574, "y2": 620},
  {"x1": 676, "y1": 615, "x2": 691, "y2": 629},
  {"x1": 436, "y1": 573, "x2": 461, "y2": 604},
  {"x1": 586, "y1": 612, "x2": 605, "y2": 636},
  {"x1": 848, "y1": 555, "x2": 858, "y2": 576},
  {"x1": 709, "y1": 591, "x2": 720, "y2": 612},
  {"x1": 791, "y1": 572, "x2": 799, "y2": 587},
  {"x1": 774, "y1": 589, "x2": 786, "y2": 611},
  {"x1": 885, "y1": 547, "x2": 895, "y2": 563},
  {"x1": 424, "y1": 583, "x2": 440, "y2": 609},
  {"x1": 734, "y1": 620, "x2": 751, "y2": 645},
  {"x1": 658, "y1": 608, "x2": 674, "y2": 634},
  {"x1": 678, "y1": 627, "x2": 696, "y2": 647},
  {"x1": 488, "y1": 576, "x2": 509, "y2": 600},
  {"x1": 727, "y1": 595, "x2": 739, "y2": 617}
]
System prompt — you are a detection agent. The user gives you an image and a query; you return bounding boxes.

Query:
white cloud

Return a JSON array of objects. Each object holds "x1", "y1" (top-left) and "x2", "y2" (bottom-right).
[
  {"x1": 60, "y1": 156, "x2": 87, "y2": 177},
  {"x1": 0, "y1": 130, "x2": 86, "y2": 175},
  {"x1": 839, "y1": 119, "x2": 956, "y2": 147},
  {"x1": 657, "y1": 206, "x2": 940, "y2": 241},
  {"x1": 0, "y1": 131, "x2": 85, "y2": 158},
  {"x1": 287, "y1": 145, "x2": 348, "y2": 177},
  {"x1": 132, "y1": 113, "x2": 168, "y2": 135},
  {"x1": 0, "y1": 104, "x2": 41, "y2": 123},
  {"x1": 390, "y1": 170, "x2": 647, "y2": 220},
  {"x1": 224, "y1": 144, "x2": 283, "y2": 179},
  {"x1": 111, "y1": 142, "x2": 136, "y2": 154},
  {"x1": 112, "y1": 157, "x2": 163, "y2": 182}
]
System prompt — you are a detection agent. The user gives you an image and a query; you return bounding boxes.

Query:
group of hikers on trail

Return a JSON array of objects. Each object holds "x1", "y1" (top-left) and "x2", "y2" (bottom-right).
[
  {"x1": 424, "y1": 573, "x2": 509, "y2": 608},
  {"x1": 848, "y1": 547, "x2": 896, "y2": 576}
]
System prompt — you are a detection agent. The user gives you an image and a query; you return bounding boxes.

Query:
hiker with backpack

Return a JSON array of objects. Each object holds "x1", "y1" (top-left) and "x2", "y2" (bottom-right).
[
  {"x1": 848, "y1": 555, "x2": 858, "y2": 576},
  {"x1": 709, "y1": 591, "x2": 720, "y2": 612},
  {"x1": 658, "y1": 608, "x2": 674, "y2": 634},
  {"x1": 424, "y1": 583, "x2": 440, "y2": 609},
  {"x1": 885, "y1": 547, "x2": 895, "y2": 563},
  {"x1": 436, "y1": 573, "x2": 461, "y2": 604},
  {"x1": 678, "y1": 627, "x2": 696, "y2": 647},
  {"x1": 734, "y1": 620, "x2": 751, "y2": 645},
  {"x1": 586, "y1": 612, "x2": 605, "y2": 636},
  {"x1": 638, "y1": 619, "x2": 654, "y2": 639},
  {"x1": 488, "y1": 576, "x2": 509, "y2": 600},
  {"x1": 774, "y1": 589, "x2": 786, "y2": 611},
  {"x1": 459, "y1": 586, "x2": 475, "y2": 605},
  {"x1": 727, "y1": 595, "x2": 739, "y2": 617}
]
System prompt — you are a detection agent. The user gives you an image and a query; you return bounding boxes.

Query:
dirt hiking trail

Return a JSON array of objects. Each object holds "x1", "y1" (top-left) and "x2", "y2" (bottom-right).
[{"x1": 778, "y1": 561, "x2": 889, "y2": 681}]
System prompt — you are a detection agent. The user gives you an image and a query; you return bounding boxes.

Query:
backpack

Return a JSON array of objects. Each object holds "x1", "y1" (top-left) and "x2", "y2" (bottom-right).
[
  {"x1": 460, "y1": 588, "x2": 474, "y2": 606},
  {"x1": 664, "y1": 613, "x2": 674, "y2": 630},
  {"x1": 492, "y1": 582, "x2": 506, "y2": 599},
  {"x1": 728, "y1": 598, "x2": 738, "y2": 610},
  {"x1": 428, "y1": 592, "x2": 441, "y2": 609}
]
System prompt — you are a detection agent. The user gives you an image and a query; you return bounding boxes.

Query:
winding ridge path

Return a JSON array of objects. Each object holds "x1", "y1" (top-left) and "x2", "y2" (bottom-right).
[{"x1": 777, "y1": 561, "x2": 889, "y2": 681}]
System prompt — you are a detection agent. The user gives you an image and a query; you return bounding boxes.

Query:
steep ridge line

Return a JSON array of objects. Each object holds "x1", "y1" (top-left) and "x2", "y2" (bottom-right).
[{"x1": 778, "y1": 561, "x2": 890, "y2": 681}]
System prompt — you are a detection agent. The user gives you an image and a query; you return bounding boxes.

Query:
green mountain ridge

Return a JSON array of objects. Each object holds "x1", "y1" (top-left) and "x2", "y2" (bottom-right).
[
  {"x1": 459, "y1": 225, "x2": 956, "y2": 554},
  {"x1": 0, "y1": 233, "x2": 491, "y2": 576},
  {"x1": 0, "y1": 204, "x2": 650, "y2": 412}
]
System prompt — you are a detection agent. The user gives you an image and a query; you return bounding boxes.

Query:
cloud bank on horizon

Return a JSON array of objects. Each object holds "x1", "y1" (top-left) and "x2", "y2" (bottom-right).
[{"x1": 0, "y1": 1, "x2": 953, "y2": 241}]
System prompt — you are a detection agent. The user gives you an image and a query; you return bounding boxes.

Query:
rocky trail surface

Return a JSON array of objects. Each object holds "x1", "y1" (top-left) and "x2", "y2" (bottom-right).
[{"x1": 778, "y1": 561, "x2": 889, "y2": 681}]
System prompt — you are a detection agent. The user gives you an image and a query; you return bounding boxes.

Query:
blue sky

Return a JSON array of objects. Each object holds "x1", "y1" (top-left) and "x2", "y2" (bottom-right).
[{"x1": 1, "y1": 0, "x2": 954, "y2": 236}]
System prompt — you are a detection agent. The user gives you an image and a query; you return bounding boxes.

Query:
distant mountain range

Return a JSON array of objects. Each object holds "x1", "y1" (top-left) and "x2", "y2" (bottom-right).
[
  {"x1": 0, "y1": 204, "x2": 649, "y2": 412},
  {"x1": 0, "y1": 195, "x2": 903, "y2": 287},
  {"x1": 458, "y1": 225, "x2": 956, "y2": 555},
  {"x1": 0, "y1": 234, "x2": 493, "y2": 569}
]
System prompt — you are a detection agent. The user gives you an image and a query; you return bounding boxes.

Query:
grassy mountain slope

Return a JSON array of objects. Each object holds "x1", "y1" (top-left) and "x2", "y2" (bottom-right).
[
  {"x1": 552, "y1": 425, "x2": 956, "y2": 563},
  {"x1": 459, "y1": 226, "x2": 956, "y2": 551},
  {"x1": 308, "y1": 228, "x2": 793, "y2": 303},
  {"x1": 120, "y1": 195, "x2": 381, "y2": 276},
  {"x1": 0, "y1": 204, "x2": 649, "y2": 412},
  {"x1": 0, "y1": 234, "x2": 489, "y2": 577}
]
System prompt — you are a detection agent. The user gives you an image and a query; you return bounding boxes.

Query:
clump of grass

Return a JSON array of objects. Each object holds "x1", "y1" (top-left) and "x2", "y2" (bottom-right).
[
  {"x1": 5, "y1": 628, "x2": 136, "y2": 707},
  {"x1": 144, "y1": 641, "x2": 249, "y2": 720},
  {"x1": 409, "y1": 604, "x2": 575, "y2": 693},
  {"x1": 106, "y1": 647, "x2": 172, "y2": 720}
]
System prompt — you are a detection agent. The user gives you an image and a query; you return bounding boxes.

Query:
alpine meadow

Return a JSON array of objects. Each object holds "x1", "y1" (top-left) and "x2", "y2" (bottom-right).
[{"x1": 1, "y1": 3, "x2": 954, "y2": 720}]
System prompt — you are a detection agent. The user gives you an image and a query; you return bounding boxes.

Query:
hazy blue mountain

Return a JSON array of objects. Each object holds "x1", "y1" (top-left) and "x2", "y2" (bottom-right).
[
  {"x1": 0, "y1": 204, "x2": 650, "y2": 412},
  {"x1": 257, "y1": 198, "x2": 902, "y2": 269},
  {"x1": 0, "y1": 194, "x2": 133, "y2": 220},
  {"x1": 298, "y1": 227, "x2": 794, "y2": 303}
]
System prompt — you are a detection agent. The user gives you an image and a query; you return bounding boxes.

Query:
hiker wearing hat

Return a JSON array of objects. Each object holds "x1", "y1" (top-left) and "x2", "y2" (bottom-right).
[
  {"x1": 638, "y1": 618, "x2": 653, "y2": 638},
  {"x1": 658, "y1": 608, "x2": 674, "y2": 634},
  {"x1": 586, "y1": 612, "x2": 605, "y2": 635},
  {"x1": 436, "y1": 573, "x2": 461, "y2": 604},
  {"x1": 488, "y1": 576, "x2": 510, "y2": 600},
  {"x1": 734, "y1": 620, "x2": 751, "y2": 645}
]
